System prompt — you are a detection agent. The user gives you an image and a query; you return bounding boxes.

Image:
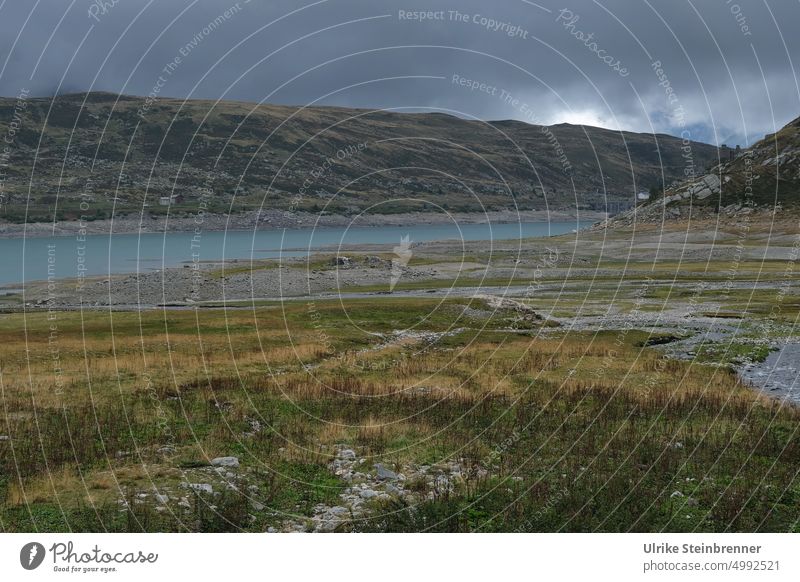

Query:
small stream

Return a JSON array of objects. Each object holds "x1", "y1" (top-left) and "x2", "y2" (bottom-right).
[
  {"x1": 556, "y1": 309, "x2": 800, "y2": 406},
  {"x1": 740, "y1": 342, "x2": 800, "y2": 404},
  {"x1": 658, "y1": 328, "x2": 800, "y2": 405}
]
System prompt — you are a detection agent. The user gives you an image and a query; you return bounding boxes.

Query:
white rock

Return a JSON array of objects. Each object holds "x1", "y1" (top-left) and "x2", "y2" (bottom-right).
[
  {"x1": 210, "y1": 456, "x2": 239, "y2": 468},
  {"x1": 339, "y1": 449, "x2": 356, "y2": 460}
]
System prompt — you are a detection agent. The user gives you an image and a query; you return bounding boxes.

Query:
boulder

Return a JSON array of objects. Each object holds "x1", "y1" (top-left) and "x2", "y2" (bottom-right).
[
  {"x1": 210, "y1": 456, "x2": 239, "y2": 468},
  {"x1": 375, "y1": 463, "x2": 399, "y2": 481}
]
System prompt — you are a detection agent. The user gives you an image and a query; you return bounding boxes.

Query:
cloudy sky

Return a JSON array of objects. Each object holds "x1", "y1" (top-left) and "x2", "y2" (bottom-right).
[{"x1": 1, "y1": 0, "x2": 798, "y2": 146}]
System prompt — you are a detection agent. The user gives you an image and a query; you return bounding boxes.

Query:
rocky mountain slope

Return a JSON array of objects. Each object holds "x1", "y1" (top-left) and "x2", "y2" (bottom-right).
[
  {"x1": 610, "y1": 114, "x2": 800, "y2": 224},
  {"x1": 0, "y1": 92, "x2": 724, "y2": 223}
]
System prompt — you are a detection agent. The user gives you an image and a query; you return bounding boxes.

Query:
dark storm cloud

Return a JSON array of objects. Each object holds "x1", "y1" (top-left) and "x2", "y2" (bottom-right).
[{"x1": 1, "y1": 0, "x2": 798, "y2": 146}]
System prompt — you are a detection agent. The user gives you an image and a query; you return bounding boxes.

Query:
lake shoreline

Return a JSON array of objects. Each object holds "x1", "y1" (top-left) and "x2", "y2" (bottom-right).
[{"x1": 0, "y1": 209, "x2": 605, "y2": 239}]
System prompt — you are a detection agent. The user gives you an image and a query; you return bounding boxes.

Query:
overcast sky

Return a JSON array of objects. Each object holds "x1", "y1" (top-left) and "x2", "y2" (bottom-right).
[{"x1": 1, "y1": 0, "x2": 798, "y2": 146}]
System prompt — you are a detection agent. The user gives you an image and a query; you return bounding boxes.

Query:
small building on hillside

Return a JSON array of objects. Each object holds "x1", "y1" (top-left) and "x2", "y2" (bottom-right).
[{"x1": 637, "y1": 191, "x2": 651, "y2": 201}]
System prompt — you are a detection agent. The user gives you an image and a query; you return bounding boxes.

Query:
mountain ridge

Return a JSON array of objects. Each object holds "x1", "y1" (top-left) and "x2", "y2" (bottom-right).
[{"x1": 0, "y1": 91, "x2": 726, "y2": 224}]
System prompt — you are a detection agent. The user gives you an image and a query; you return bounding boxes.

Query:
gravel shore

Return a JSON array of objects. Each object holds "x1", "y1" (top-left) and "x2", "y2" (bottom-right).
[{"x1": 0, "y1": 209, "x2": 605, "y2": 239}]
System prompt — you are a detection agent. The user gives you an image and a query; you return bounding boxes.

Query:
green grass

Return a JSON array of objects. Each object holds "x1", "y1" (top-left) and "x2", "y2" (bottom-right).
[{"x1": 1, "y1": 297, "x2": 798, "y2": 532}]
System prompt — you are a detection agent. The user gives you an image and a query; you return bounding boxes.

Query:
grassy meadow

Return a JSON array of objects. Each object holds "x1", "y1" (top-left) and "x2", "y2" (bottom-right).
[{"x1": 0, "y1": 294, "x2": 797, "y2": 533}]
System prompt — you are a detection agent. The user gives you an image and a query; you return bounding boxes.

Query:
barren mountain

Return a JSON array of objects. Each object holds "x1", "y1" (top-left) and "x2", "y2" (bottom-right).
[{"x1": 0, "y1": 92, "x2": 725, "y2": 223}]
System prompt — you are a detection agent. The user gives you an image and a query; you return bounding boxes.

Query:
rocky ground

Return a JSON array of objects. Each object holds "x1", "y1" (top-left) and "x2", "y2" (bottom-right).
[
  {"x1": 7, "y1": 216, "x2": 800, "y2": 309},
  {"x1": 117, "y1": 445, "x2": 485, "y2": 533}
]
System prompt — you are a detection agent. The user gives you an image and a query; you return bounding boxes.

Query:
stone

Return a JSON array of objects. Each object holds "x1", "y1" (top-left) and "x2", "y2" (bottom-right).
[
  {"x1": 375, "y1": 463, "x2": 398, "y2": 480},
  {"x1": 385, "y1": 484, "x2": 402, "y2": 496},
  {"x1": 210, "y1": 456, "x2": 239, "y2": 468},
  {"x1": 189, "y1": 483, "x2": 213, "y2": 494},
  {"x1": 694, "y1": 187, "x2": 713, "y2": 200},
  {"x1": 359, "y1": 489, "x2": 379, "y2": 499},
  {"x1": 155, "y1": 494, "x2": 169, "y2": 504},
  {"x1": 670, "y1": 490, "x2": 684, "y2": 499},
  {"x1": 702, "y1": 174, "x2": 721, "y2": 190},
  {"x1": 339, "y1": 449, "x2": 356, "y2": 460}
]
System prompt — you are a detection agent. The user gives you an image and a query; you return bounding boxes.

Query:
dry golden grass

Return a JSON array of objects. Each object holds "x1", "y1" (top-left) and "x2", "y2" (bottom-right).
[{"x1": 2, "y1": 297, "x2": 798, "y2": 533}]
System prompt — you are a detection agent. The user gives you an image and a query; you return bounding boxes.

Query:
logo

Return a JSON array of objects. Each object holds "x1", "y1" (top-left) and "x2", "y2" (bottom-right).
[
  {"x1": 390, "y1": 235, "x2": 413, "y2": 291},
  {"x1": 20, "y1": 542, "x2": 46, "y2": 570}
]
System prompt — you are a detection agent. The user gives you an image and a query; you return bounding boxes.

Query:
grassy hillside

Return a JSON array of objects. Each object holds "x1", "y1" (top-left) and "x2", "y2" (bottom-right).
[{"x1": 0, "y1": 92, "x2": 724, "y2": 223}]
